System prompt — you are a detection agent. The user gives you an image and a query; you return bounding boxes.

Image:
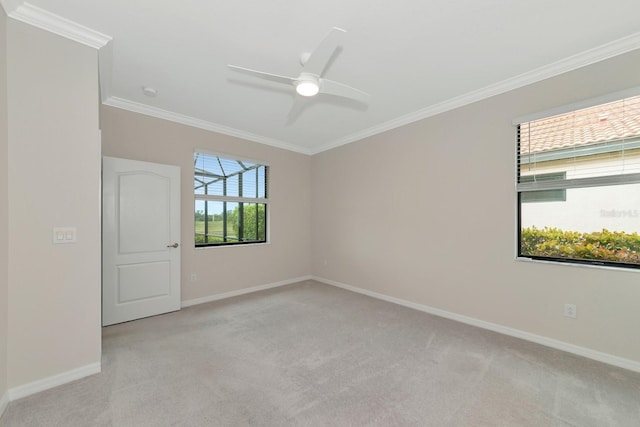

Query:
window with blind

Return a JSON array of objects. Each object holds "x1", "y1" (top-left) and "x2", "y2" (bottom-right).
[
  {"x1": 194, "y1": 151, "x2": 268, "y2": 247},
  {"x1": 516, "y1": 93, "x2": 640, "y2": 268}
]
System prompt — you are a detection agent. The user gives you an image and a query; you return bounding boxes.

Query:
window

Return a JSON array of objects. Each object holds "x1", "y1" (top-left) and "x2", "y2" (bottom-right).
[
  {"x1": 194, "y1": 152, "x2": 268, "y2": 246},
  {"x1": 516, "y1": 93, "x2": 640, "y2": 268}
]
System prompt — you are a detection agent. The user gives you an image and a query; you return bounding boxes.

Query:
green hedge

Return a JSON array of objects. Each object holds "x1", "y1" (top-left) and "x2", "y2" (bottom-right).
[{"x1": 521, "y1": 227, "x2": 640, "y2": 264}]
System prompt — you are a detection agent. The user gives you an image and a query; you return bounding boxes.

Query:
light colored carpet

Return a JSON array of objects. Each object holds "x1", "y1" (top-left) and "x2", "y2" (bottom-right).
[{"x1": 2, "y1": 280, "x2": 640, "y2": 426}]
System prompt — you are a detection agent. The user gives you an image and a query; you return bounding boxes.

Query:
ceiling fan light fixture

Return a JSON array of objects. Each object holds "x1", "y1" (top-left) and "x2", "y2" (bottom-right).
[
  {"x1": 295, "y1": 79, "x2": 320, "y2": 97},
  {"x1": 228, "y1": 28, "x2": 370, "y2": 109}
]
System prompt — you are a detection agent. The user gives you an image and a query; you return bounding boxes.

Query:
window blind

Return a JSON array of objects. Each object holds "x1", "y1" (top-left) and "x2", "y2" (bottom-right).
[{"x1": 517, "y1": 94, "x2": 640, "y2": 192}]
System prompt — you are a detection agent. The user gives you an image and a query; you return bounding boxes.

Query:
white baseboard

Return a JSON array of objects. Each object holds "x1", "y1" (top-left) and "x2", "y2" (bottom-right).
[
  {"x1": 312, "y1": 276, "x2": 640, "y2": 373},
  {"x1": 8, "y1": 362, "x2": 101, "y2": 401},
  {"x1": 181, "y1": 275, "x2": 313, "y2": 308},
  {"x1": 0, "y1": 390, "x2": 8, "y2": 419}
]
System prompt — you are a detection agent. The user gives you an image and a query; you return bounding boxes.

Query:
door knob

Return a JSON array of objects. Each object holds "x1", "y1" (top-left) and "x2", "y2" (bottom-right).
[{"x1": 167, "y1": 243, "x2": 179, "y2": 248}]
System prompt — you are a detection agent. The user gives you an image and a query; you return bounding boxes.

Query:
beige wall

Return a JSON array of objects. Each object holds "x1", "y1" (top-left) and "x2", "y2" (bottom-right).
[
  {"x1": 311, "y1": 49, "x2": 640, "y2": 364},
  {"x1": 0, "y1": 6, "x2": 8, "y2": 404},
  {"x1": 101, "y1": 106, "x2": 311, "y2": 301},
  {"x1": 6, "y1": 21, "x2": 101, "y2": 387}
]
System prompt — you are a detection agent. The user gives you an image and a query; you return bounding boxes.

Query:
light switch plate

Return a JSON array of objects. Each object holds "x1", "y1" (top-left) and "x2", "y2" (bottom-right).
[{"x1": 53, "y1": 227, "x2": 77, "y2": 244}]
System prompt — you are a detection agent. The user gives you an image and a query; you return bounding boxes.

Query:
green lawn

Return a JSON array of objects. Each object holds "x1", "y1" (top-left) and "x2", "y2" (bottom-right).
[
  {"x1": 195, "y1": 220, "x2": 224, "y2": 235},
  {"x1": 195, "y1": 220, "x2": 238, "y2": 243}
]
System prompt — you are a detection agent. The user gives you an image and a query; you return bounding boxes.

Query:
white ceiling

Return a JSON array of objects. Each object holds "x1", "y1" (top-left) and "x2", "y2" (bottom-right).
[{"x1": 4, "y1": 0, "x2": 640, "y2": 154}]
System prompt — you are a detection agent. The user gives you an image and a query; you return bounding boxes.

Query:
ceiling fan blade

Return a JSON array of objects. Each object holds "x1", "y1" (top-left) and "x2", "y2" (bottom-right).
[
  {"x1": 286, "y1": 95, "x2": 308, "y2": 125},
  {"x1": 302, "y1": 27, "x2": 346, "y2": 77},
  {"x1": 319, "y1": 78, "x2": 370, "y2": 104},
  {"x1": 228, "y1": 65, "x2": 296, "y2": 86}
]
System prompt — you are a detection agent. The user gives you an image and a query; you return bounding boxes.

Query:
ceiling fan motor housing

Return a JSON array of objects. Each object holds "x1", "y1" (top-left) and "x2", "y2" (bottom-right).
[{"x1": 295, "y1": 73, "x2": 320, "y2": 97}]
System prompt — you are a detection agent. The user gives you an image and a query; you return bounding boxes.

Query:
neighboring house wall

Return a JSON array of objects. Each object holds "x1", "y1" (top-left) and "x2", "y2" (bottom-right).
[
  {"x1": 6, "y1": 20, "x2": 101, "y2": 389},
  {"x1": 311, "y1": 48, "x2": 640, "y2": 364},
  {"x1": 0, "y1": 5, "x2": 9, "y2": 414},
  {"x1": 521, "y1": 150, "x2": 640, "y2": 233},
  {"x1": 100, "y1": 106, "x2": 312, "y2": 303}
]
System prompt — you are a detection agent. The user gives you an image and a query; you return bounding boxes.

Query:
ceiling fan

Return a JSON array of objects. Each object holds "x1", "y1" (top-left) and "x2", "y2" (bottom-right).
[{"x1": 228, "y1": 27, "x2": 370, "y2": 109}]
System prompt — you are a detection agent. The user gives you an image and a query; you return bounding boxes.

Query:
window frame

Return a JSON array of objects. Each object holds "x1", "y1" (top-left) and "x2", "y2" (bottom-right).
[
  {"x1": 515, "y1": 88, "x2": 640, "y2": 270},
  {"x1": 194, "y1": 150, "x2": 269, "y2": 248}
]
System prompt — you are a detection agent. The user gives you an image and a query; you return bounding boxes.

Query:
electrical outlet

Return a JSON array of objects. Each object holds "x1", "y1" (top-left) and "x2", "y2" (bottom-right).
[
  {"x1": 190, "y1": 273, "x2": 197, "y2": 282},
  {"x1": 564, "y1": 303, "x2": 577, "y2": 319}
]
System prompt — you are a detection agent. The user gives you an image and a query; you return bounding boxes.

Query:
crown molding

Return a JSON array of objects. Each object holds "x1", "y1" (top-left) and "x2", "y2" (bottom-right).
[
  {"x1": 103, "y1": 97, "x2": 313, "y2": 155},
  {"x1": 108, "y1": 29, "x2": 640, "y2": 157},
  {"x1": 310, "y1": 30, "x2": 640, "y2": 155},
  {"x1": 5, "y1": 2, "x2": 111, "y2": 49},
  {"x1": 3, "y1": 2, "x2": 639, "y2": 155}
]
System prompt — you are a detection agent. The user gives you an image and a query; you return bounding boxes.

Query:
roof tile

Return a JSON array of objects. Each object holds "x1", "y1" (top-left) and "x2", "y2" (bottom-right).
[{"x1": 520, "y1": 95, "x2": 640, "y2": 154}]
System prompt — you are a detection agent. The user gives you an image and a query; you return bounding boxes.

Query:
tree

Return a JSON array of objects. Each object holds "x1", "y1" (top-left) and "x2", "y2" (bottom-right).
[
  {"x1": 231, "y1": 204, "x2": 266, "y2": 241},
  {"x1": 194, "y1": 210, "x2": 213, "y2": 222}
]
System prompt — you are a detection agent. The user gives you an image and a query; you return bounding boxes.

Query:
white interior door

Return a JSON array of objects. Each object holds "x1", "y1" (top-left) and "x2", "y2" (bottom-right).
[{"x1": 102, "y1": 156, "x2": 181, "y2": 326}]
